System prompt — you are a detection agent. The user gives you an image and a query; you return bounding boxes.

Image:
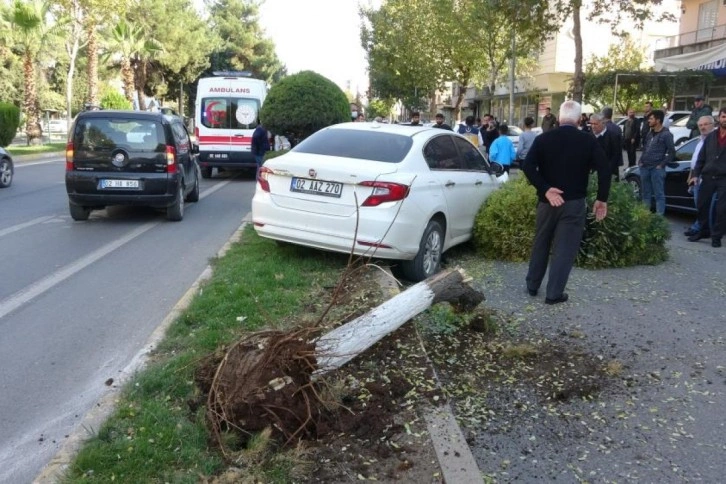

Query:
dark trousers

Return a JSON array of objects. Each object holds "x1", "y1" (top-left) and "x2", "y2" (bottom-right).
[
  {"x1": 526, "y1": 199, "x2": 586, "y2": 300},
  {"x1": 624, "y1": 140, "x2": 637, "y2": 167},
  {"x1": 697, "y1": 176, "x2": 726, "y2": 240}
]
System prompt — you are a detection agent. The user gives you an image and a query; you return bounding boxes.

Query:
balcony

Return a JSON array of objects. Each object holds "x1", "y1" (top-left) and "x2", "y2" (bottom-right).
[{"x1": 654, "y1": 25, "x2": 726, "y2": 60}]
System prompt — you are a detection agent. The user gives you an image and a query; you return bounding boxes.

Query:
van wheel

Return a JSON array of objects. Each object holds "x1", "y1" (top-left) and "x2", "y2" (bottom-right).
[
  {"x1": 167, "y1": 184, "x2": 184, "y2": 221},
  {"x1": 69, "y1": 203, "x2": 91, "y2": 221},
  {"x1": 201, "y1": 166, "x2": 212, "y2": 179},
  {"x1": 400, "y1": 220, "x2": 444, "y2": 282},
  {"x1": 185, "y1": 168, "x2": 200, "y2": 202}
]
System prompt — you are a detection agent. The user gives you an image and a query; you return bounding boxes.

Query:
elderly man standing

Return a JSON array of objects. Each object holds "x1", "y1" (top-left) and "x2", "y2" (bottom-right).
[
  {"x1": 522, "y1": 100, "x2": 611, "y2": 305},
  {"x1": 684, "y1": 115, "x2": 716, "y2": 237},
  {"x1": 689, "y1": 107, "x2": 726, "y2": 248},
  {"x1": 590, "y1": 113, "x2": 619, "y2": 180}
]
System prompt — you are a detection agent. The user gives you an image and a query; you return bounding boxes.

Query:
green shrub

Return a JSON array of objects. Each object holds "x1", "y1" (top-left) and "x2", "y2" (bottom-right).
[
  {"x1": 264, "y1": 149, "x2": 289, "y2": 161},
  {"x1": 0, "y1": 102, "x2": 21, "y2": 147},
  {"x1": 473, "y1": 175, "x2": 670, "y2": 268},
  {"x1": 260, "y1": 71, "x2": 349, "y2": 146},
  {"x1": 100, "y1": 90, "x2": 132, "y2": 110}
]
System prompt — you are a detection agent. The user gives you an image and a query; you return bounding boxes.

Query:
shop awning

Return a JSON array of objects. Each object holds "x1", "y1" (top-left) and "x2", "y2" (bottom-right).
[{"x1": 655, "y1": 42, "x2": 726, "y2": 76}]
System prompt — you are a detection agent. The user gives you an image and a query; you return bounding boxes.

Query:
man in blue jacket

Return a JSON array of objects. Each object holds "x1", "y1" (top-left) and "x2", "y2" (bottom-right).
[{"x1": 251, "y1": 122, "x2": 270, "y2": 168}]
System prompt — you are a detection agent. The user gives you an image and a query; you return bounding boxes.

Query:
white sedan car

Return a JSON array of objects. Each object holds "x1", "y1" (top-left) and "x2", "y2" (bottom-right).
[{"x1": 252, "y1": 122, "x2": 508, "y2": 281}]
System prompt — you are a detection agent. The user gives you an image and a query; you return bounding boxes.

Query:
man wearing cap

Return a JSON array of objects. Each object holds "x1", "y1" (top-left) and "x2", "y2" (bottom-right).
[{"x1": 686, "y1": 95, "x2": 713, "y2": 139}]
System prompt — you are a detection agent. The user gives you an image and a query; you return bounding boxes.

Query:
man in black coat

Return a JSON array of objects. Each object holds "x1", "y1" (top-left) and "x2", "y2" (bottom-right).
[
  {"x1": 602, "y1": 107, "x2": 624, "y2": 180},
  {"x1": 590, "y1": 113, "x2": 620, "y2": 180},
  {"x1": 622, "y1": 108, "x2": 641, "y2": 167},
  {"x1": 522, "y1": 100, "x2": 611, "y2": 305}
]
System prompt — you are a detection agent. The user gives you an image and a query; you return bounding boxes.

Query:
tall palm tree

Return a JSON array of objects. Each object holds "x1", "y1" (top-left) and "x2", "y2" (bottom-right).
[
  {"x1": 4, "y1": 0, "x2": 61, "y2": 144},
  {"x1": 102, "y1": 19, "x2": 161, "y2": 108}
]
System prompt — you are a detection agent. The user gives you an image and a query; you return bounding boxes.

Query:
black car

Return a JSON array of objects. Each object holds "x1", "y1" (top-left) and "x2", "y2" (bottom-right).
[
  {"x1": 0, "y1": 147, "x2": 13, "y2": 188},
  {"x1": 65, "y1": 110, "x2": 201, "y2": 221},
  {"x1": 623, "y1": 137, "x2": 697, "y2": 213}
]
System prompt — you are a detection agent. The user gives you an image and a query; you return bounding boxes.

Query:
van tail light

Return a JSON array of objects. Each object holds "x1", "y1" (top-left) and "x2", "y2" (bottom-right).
[
  {"x1": 194, "y1": 126, "x2": 199, "y2": 139},
  {"x1": 359, "y1": 181, "x2": 410, "y2": 207},
  {"x1": 165, "y1": 145, "x2": 177, "y2": 174},
  {"x1": 257, "y1": 166, "x2": 273, "y2": 192},
  {"x1": 65, "y1": 141, "x2": 74, "y2": 171}
]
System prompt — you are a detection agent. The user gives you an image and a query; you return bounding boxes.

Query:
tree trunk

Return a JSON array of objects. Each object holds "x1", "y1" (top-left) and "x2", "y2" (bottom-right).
[
  {"x1": 315, "y1": 268, "x2": 484, "y2": 374},
  {"x1": 65, "y1": 0, "x2": 82, "y2": 126},
  {"x1": 134, "y1": 58, "x2": 148, "y2": 111},
  {"x1": 86, "y1": 21, "x2": 99, "y2": 106},
  {"x1": 121, "y1": 58, "x2": 135, "y2": 105},
  {"x1": 23, "y1": 53, "x2": 42, "y2": 145},
  {"x1": 572, "y1": 0, "x2": 584, "y2": 103}
]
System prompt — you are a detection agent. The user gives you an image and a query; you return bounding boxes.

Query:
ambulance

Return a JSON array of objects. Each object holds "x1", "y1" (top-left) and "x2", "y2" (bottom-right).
[{"x1": 194, "y1": 72, "x2": 268, "y2": 177}]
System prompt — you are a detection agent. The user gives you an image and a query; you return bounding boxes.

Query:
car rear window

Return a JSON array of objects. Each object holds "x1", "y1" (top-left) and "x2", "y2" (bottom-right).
[
  {"x1": 75, "y1": 118, "x2": 164, "y2": 151},
  {"x1": 293, "y1": 129, "x2": 413, "y2": 163}
]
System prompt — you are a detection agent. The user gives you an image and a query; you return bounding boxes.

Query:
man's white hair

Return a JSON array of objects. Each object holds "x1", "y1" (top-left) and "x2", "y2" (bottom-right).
[{"x1": 559, "y1": 100, "x2": 581, "y2": 126}]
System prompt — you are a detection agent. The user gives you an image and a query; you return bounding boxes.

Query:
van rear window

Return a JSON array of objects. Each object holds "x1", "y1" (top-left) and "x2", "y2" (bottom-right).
[
  {"x1": 201, "y1": 97, "x2": 260, "y2": 130},
  {"x1": 76, "y1": 119, "x2": 164, "y2": 151}
]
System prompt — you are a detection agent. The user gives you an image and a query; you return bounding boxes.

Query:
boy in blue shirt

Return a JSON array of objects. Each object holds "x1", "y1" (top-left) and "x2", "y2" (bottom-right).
[{"x1": 488, "y1": 124, "x2": 516, "y2": 173}]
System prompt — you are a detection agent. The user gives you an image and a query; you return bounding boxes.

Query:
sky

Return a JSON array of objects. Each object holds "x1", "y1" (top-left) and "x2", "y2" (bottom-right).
[{"x1": 257, "y1": 0, "x2": 376, "y2": 95}]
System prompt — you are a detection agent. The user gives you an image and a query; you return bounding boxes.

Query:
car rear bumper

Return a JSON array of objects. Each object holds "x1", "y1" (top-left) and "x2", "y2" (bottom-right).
[
  {"x1": 251, "y1": 192, "x2": 424, "y2": 260},
  {"x1": 66, "y1": 172, "x2": 179, "y2": 208}
]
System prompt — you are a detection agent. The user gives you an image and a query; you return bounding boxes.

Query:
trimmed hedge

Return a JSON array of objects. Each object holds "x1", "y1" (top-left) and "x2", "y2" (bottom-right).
[
  {"x1": 473, "y1": 175, "x2": 670, "y2": 269},
  {"x1": 0, "y1": 102, "x2": 21, "y2": 147},
  {"x1": 100, "y1": 91, "x2": 132, "y2": 110},
  {"x1": 260, "y1": 71, "x2": 350, "y2": 146}
]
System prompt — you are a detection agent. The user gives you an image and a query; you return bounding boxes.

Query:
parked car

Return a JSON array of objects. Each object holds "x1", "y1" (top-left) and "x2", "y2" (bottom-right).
[
  {"x1": 0, "y1": 147, "x2": 13, "y2": 188},
  {"x1": 252, "y1": 122, "x2": 509, "y2": 281},
  {"x1": 663, "y1": 110, "x2": 690, "y2": 127},
  {"x1": 65, "y1": 110, "x2": 201, "y2": 221},
  {"x1": 668, "y1": 115, "x2": 694, "y2": 147},
  {"x1": 623, "y1": 136, "x2": 697, "y2": 213}
]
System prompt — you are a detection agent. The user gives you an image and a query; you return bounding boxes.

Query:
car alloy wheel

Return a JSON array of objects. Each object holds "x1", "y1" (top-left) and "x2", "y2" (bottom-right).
[
  {"x1": 0, "y1": 159, "x2": 12, "y2": 188},
  {"x1": 401, "y1": 220, "x2": 444, "y2": 282}
]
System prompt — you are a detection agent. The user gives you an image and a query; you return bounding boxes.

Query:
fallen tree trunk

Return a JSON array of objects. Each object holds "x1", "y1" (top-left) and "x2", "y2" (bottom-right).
[{"x1": 315, "y1": 268, "x2": 484, "y2": 374}]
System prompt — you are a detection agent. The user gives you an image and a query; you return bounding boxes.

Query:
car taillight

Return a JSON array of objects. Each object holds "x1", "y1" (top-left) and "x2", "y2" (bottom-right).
[
  {"x1": 359, "y1": 181, "x2": 409, "y2": 207},
  {"x1": 166, "y1": 145, "x2": 177, "y2": 174},
  {"x1": 65, "y1": 141, "x2": 74, "y2": 171},
  {"x1": 257, "y1": 166, "x2": 273, "y2": 192}
]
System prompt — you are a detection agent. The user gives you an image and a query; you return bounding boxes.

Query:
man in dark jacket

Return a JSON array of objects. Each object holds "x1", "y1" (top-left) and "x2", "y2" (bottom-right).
[
  {"x1": 590, "y1": 113, "x2": 619, "y2": 181},
  {"x1": 541, "y1": 107, "x2": 558, "y2": 132},
  {"x1": 688, "y1": 107, "x2": 726, "y2": 248},
  {"x1": 601, "y1": 107, "x2": 624, "y2": 180},
  {"x1": 522, "y1": 100, "x2": 611, "y2": 305},
  {"x1": 622, "y1": 108, "x2": 641, "y2": 167},
  {"x1": 686, "y1": 95, "x2": 713, "y2": 139},
  {"x1": 640, "y1": 101, "x2": 653, "y2": 149},
  {"x1": 251, "y1": 123, "x2": 270, "y2": 168}
]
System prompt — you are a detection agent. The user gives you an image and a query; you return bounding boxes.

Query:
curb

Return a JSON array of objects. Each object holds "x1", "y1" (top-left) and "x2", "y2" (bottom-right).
[
  {"x1": 10, "y1": 151, "x2": 64, "y2": 164},
  {"x1": 34, "y1": 218, "x2": 249, "y2": 483},
  {"x1": 372, "y1": 269, "x2": 483, "y2": 483}
]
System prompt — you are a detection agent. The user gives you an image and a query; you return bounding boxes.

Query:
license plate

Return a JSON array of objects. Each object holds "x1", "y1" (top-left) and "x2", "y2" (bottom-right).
[
  {"x1": 99, "y1": 179, "x2": 140, "y2": 189},
  {"x1": 290, "y1": 177, "x2": 343, "y2": 198}
]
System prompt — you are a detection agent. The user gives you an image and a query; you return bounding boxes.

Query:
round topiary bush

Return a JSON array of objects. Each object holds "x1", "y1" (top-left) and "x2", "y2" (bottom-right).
[
  {"x1": 0, "y1": 102, "x2": 21, "y2": 147},
  {"x1": 260, "y1": 71, "x2": 350, "y2": 146},
  {"x1": 473, "y1": 175, "x2": 670, "y2": 269},
  {"x1": 100, "y1": 90, "x2": 132, "y2": 110}
]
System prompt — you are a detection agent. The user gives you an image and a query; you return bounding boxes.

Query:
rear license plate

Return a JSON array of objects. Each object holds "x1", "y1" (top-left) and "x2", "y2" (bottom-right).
[
  {"x1": 99, "y1": 179, "x2": 140, "y2": 189},
  {"x1": 290, "y1": 177, "x2": 343, "y2": 198}
]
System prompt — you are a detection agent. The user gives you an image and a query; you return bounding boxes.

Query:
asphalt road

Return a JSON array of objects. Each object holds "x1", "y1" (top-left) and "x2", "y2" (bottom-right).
[{"x1": 0, "y1": 156, "x2": 256, "y2": 483}]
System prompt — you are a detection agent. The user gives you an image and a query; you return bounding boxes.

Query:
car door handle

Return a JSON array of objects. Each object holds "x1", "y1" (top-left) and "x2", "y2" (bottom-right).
[
  {"x1": 475, "y1": 180, "x2": 483, "y2": 185},
  {"x1": 445, "y1": 181, "x2": 455, "y2": 187},
  {"x1": 233, "y1": 134, "x2": 245, "y2": 137}
]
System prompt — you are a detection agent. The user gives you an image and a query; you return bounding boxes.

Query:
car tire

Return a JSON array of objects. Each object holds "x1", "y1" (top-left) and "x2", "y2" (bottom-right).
[
  {"x1": 0, "y1": 157, "x2": 13, "y2": 188},
  {"x1": 167, "y1": 184, "x2": 184, "y2": 221},
  {"x1": 400, "y1": 219, "x2": 444, "y2": 282},
  {"x1": 625, "y1": 176, "x2": 641, "y2": 200},
  {"x1": 185, "y1": 168, "x2": 200, "y2": 203},
  {"x1": 201, "y1": 166, "x2": 213, "y2": 179},
  {"x1": 69, "y1": 203, "x2": 91, "y2": 221}
]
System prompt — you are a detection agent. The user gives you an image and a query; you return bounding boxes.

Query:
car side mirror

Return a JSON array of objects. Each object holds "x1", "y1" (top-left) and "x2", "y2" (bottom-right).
[{"x1": 488, "y1": 161, "x2": 504, "y2": 176}]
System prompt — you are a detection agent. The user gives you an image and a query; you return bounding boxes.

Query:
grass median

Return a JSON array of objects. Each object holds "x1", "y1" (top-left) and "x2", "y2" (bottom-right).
[
  {"x1": 63, "y1": 226, "x2": 348, "y2": 483},
  {"x1": 8, "y1": 142, "x2": 66, "y2": 156}
]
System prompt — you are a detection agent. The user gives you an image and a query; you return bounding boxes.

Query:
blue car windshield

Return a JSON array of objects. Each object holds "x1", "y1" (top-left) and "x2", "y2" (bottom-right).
[{"x1": 293, "y1": 129, "x2": 413, "y2": 163}]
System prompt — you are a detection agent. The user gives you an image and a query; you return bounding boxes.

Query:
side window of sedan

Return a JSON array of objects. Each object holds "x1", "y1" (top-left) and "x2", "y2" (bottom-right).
[
  {"x1": 423, "y1": 135, "x2": 462, "y2": 170},
  {"x1": 452, "y1": 136, "x2": 488, "y2": 170}
]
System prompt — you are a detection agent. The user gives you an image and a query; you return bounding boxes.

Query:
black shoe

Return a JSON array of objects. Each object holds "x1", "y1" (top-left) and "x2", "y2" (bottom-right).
[
  {"x1": 712, "y1": 238, "x2": 722, "y2": 248},
  {"x1": 688, "y1": 232, "x2": 710, "y2": 242},
  {"x1": 545, "y1": 293, "x2": 569, "y2": 305},
  {"x1": 684, "y1": 228, "x2": 699, "y2": 236},
  {"x1": 527, "y1": 288, "x2": 538, "y2": 296}
]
